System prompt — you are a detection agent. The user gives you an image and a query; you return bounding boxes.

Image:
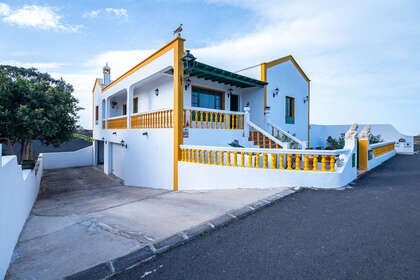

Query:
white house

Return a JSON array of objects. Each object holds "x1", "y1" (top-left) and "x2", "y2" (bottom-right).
[{"x1": 91, "y1": 37, "x2": 395, "y2": 191}]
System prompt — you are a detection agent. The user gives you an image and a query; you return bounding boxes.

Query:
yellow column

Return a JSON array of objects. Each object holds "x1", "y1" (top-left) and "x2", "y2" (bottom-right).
[
  {"x1": 233, "y1": 152, "x2": 238, "y2": 167},
  {"x1": 329, "y1": 155, "x2": 336, "y2": 172},
  {"x1": 188, "y1": 149, "x2": 192, "y2": 162},
  {"x1": 251, "y1": 127, "x2": 254, "y2": 141},
  {"x1": 173, "y1": 37, "x2": 185, "y2": 191},
  {"x1": 279, "y1": 154, "x2": 284, "y2": 170},
  {"x1": 206, "y1": 112, "x2": 209, "y2": 128},
  {"x1": 220, "y1": 151, "x2": 224, "y2": 166},
  {"x1": 201, "y1": 150, "x2": 205, "y2": 164},
  {"x1": 240, "y1": 152, "x2": 245, "y2": 167},
  {"x1": 358, "y1": 139, "x2": 368, "y2": 170},
  {"x1": 304, "y1": 155, "x2": 309, "y2": 171},
  {"x1": 224, "y1": 113, "x2": 227, "y2": 129},
  {"x1": 248, "y1": 152, "x2": 253, "y2": 168},
  {"x1": 181, "y1": 148, "x2": 185, "y2": 161},
  {"x1": 197, "y1": 149, "x2": 201, "y2": 163},
  {"x1": 263, "y1": 135, "x2": 266, "y2": 148},
  {"x1": 192, "y1": 149, "x2": 196, "y2": 163},
  {"x1": 313, "y1": 155, "x2": 318, "y2": 171},
  {"x1": 213, "y1": 151, "x2": 217, "y2": 165},
  {"x1": 255, "y1": 153, "x2": 260, "y2": 168},
  {"x1": 257, "y1": 132, "x2": 260, "y2": 147},
  {"x1": 227, "y1": 151, "x2": 231, "y2": 166},
  {"x1": 271, "y1": 154, "x2": 276, "y2": 169},
  {"x1": 263, "y1": 153, "x2": 268, "y2": 169},
  {"x1": 208, "y1": 150, "x2": 212, "y2": 164},
  {"x1": 200, "y1": 111, "x2": 203, "y2": 129},
  {"x1": 295, "y1": 154, "x2": 301, "y2": 170},
  {"x1": 287, "y1": 154, "x2": 292, "y2": 170},
  {"x1": 321, "y1": 155, "x2": 327, "y2": 172}
]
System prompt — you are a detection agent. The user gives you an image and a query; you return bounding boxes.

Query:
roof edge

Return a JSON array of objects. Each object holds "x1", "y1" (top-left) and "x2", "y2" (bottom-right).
[{"x1": 265, "y1": 55, "x2": 310, "y2": 83}]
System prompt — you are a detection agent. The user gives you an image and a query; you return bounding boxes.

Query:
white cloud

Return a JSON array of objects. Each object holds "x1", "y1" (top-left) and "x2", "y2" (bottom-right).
[
  {"x1": 0, "y1": 61, "x2": 64, "y2": 71},
  {"x1": 105, "y1": 8, "x2": 128, "y2": 17},
  {"x1": 82, "y1": 9, "x2": 100, "y2": 18},
  {"x1": 0, "y1": 2, "x2": 10, "y2": 16},
  {"x1": 83, "y1": 8, "x2": 128, "y2": 19},
  {"x1": 0, "y1": 3, "x2": 81, "y2": 32}
]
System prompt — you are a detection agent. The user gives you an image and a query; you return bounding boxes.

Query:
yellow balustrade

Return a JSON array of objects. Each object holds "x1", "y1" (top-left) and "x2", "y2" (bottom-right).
[
  {"x1": 304, "y1": 155, "x2": 310, "y2": 171},
  {"x1": 255, "y1": 153, "x2": 260, "y2": 168},
  {"x1": 321, "y1": 155, "x2": 327, "y2": 172},
  {"x1": 295, "y1": 154, "x2": 301, "y2": 171},
  {"x1": 251, "y1": 127, "x2": 254, "y2": 141},
  {"x1": 108, "y1": 116, "x2": 127, "y2": 129},
  {"x1": 313, "y1": 155, "x2": 318, "y2": 171},
  {"x1": 329, "y1": 155, "x2": 335, "y2": 172},
  {"x1": 257, "y1": 132, "x2": 260, "y2": 146},
  {"x1": 227, "y1": 151, "x2": 231, "y2": 166},
  {"x1": 263, "y1": 135, "x2": 266, "y2": 148},
  {"x1": 271, "y1": 154, "x2": 276, "y2": 169},
  {"x1": 178, "y1": 147, "x2": 342, "y2": 175},
  {"x1": 131, "y1": 110, "x2": 173, "y2": 129},
  {"x1": 272, "y1": 127, "x2": 274, "y2": 136},
  {"x1": 102, "y1": 120, "x2": 106, "y2": 129},
  {"x1": 287, "y1": 154, "x2": 292, "y2": 170}
]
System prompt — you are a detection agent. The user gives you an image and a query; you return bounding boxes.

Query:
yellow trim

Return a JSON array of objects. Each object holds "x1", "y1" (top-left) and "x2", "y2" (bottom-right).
[
  {"x1": 92, "y1": 78, "x2": 103, "y2": 93},
  {"x1": 265, "y1": 55, "x2": 310, "y2": 83},
  {"x1": 102, "y1": 37, "x2": 183, "y2": 92},
  {"x1": 173, "y1": 38, "x2": 185, "y2": 191},
  {"x1": 358, "y1": 139, "x2": 368, "y2": 170},
  {"x1": 261, "y1": 63, "x2": 267, "y2": 109}
]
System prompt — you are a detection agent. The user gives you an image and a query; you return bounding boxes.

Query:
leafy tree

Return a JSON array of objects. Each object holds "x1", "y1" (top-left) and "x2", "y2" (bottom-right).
[
  {"x1": 0, "y1": 65, "x2": 80, "y2": 163},
  {"x1": 326, "y1": 133, "x2": 345, "y2": 149},
  {"x1": 369, "y1": 134, "x2": 383, "y2": 144}
]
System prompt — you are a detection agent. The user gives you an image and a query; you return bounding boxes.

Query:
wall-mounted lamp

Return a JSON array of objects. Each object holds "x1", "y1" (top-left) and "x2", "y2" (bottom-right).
[
  {"x1": 227, "y1": 88, "x2": 233, "y2": 98},
  {"x1": 303, "y1": 96, "x2": 309, "y2": 103},
  {"x1": 154, "y1": 88, "x2": 159, "y2": 96},
  {"x1": 120, "y1": 139, "x2": 128, "y2": 149},
  {"x1": 112, "y1": 132, "x2": 117, "y2": 135},
  {"x1": 185, "y1": 78, "x2": 191, "y2": 90},
  {"x1": 142, "y1": 132, "x2": 148, "y2": 136},
  {"x1": 272, "y1": 88, "x2": 279, "y2": 98},
  {"x1": 111, "y1": 101, "x2": 118, "y2": 108}
]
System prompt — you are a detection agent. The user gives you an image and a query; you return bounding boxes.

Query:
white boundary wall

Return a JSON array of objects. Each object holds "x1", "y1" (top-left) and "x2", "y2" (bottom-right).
[
  {"x1": 311, "y1": 124, "x2": 414, "y2": 154},
  {"x1": 368, "y1": 141, "x2": 397, "y2": 170},
  {"x1": 43, "y1": 146, "x2": 93, "y2": 169},
  {"x1": 0, "y1": 147, "x2": 44, "y2": 280}
]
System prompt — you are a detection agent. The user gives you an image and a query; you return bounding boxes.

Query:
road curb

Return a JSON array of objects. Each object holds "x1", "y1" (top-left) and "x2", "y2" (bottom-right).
[{"x1": 64, "y1": 188, "x2": 296, "y2": 280}]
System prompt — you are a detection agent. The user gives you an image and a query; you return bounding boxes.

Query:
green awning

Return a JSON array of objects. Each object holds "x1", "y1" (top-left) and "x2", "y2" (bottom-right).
[{"x1": 184, "y1": 61, "x2": 267, "y2": 88}]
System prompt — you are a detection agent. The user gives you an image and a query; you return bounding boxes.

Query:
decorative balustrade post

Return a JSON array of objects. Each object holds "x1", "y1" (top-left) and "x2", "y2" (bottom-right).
[
  {"x1": 244, "y1": 106, "x2": 250, "y2": 138},
  {"x1": 271, "y1": 154, "x2": 276, "y2": 169},
  {"x1": 248, "y1": 152, "x2": 253, "y2": 168},
  {"x1": 313, "y1": 155, "x2": 318, "y2": 171},
  {"x1": 329, "y1": 155, "x2": 336, "y2": 172},
  {"x1": 321, "y1": 155, "x2": 327, "y2": 171},
  {"x1": 295, "y1": 154, "x2": 301, "y2": 170},
  {"x1": 227, "y1": 151, "x2": 231, "y2": 166},
  {"x1": 287, "y1": 154, "x2": 292, "y2": 170},
  {"x1": 240, "y1": 152, "x2": 245, "y2": 167},
  {"x1": 304, "y1": 154, "x2": 309, "y2": 171},
  {"x1": 263, "y1": 153, "x2": 268, "y2": 169},
  {"x1": 279, "y1": 154, "x2": 284, "y2": 170},
  {"x1": 255, "y1": 153, "x2": 260, "y2": 168},
  {"x1": 233, "y1": 152, "x2": 238, "y2": 167}
]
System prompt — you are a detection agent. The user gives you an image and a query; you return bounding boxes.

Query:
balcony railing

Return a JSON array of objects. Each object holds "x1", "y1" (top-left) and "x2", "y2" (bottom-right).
[
  {"x1": 131, "y1": 108, "x2": 173, "y2": 129},
  {"x1": 266, "y1": 121, "x2": 307, "y2": 149},
  {"x1": 179, "y1": 144, "x2": 349, "y2": 172},
  {"x1": 107, "y1": 116, "x2": 127, "y2": 129},
  {"x1": 183, "y1": 107, "x2": 244, "y2": 129}
]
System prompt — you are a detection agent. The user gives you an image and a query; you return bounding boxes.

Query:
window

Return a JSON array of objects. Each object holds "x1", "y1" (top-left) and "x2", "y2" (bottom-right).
[
  {"x1": 122, "y1": 104, "x2": 127, "y2": 115},
  {"x1": 192, "y1": 86, "x2": 224, "y2": 110},
  {"x1": 133, "y1": 97, "x2": 138, "y2": 114},
  {"x1": 95, "y1": 106, "x2": 99, "y2": 124},
  {"x1": 285, "y1": 96, "x2": 295, "y2": 124}
]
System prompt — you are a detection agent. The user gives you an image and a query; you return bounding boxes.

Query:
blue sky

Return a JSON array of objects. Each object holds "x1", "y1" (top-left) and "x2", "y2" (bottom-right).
[{"x1": 0, "y1": 0, "x2": 419, "y2": 135}]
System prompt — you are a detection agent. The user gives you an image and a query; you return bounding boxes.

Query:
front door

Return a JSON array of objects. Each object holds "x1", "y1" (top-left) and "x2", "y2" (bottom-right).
[{"x1": 230, "y1": 94, "x2": 239, "y2": 112}]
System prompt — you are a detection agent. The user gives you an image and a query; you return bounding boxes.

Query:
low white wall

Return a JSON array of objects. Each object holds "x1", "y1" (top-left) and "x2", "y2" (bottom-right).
[
  {"x1": 43, "y1": 146, "x2": 93, "y2": 169},
  {"x1": 311, "y1": 124, "x2": 414, "y2": 154},
  {"x1": 179, "y1": 140, "x2": 358, "y2": 190},
  {"x1": 0, "y1": 150, "x2": 43, "y2": 280}
]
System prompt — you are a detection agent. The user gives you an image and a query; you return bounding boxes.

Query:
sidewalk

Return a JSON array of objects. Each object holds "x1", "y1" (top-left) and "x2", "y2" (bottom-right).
[{"x1": 6, "y1": 168, "x2": 293, "y2": 279}]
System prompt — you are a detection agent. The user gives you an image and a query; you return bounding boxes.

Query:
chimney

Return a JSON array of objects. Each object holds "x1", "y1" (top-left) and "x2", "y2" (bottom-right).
[{"x1": 103, "y1": 63, "x2": 111, "y2": 86}]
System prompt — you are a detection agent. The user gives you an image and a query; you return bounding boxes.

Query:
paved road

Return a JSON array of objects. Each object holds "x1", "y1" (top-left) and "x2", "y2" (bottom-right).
[{"x1": 111, "y1": 154, "x2": 420, "y2": 280}]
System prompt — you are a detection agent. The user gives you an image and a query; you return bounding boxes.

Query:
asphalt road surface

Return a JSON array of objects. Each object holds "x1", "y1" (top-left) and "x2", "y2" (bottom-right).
[{"x1": 112, "y1": 154, "x2": 420, "y2": 280}]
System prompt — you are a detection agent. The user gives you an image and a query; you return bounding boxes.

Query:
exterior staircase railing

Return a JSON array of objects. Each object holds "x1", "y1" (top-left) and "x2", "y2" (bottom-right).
[
  {"x1": 247, "y1": 120, "x2": 285, "y2": 149},
  {"x1": 266, "y1": 121, "x2": 307, "y2": 150}
]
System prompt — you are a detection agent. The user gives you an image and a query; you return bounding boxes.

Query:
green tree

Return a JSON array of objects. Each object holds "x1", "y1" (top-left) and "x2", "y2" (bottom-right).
[{"x1": 0, "y1": 65, "x2": 80, "y2": 163}]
